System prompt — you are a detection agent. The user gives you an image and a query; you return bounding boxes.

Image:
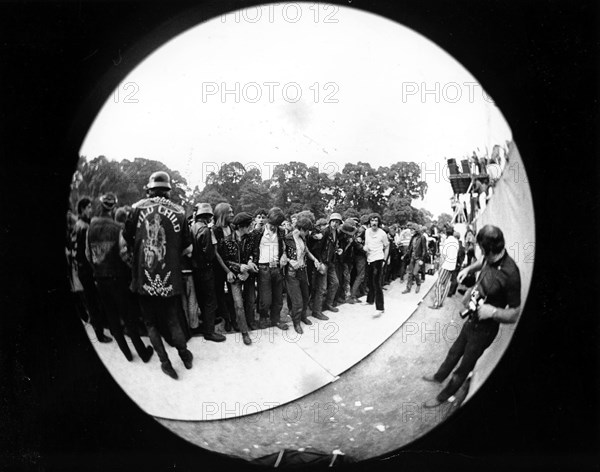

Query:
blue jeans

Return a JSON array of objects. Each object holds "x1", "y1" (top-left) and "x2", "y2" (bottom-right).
[
  {"x1": 351, "y1": 255, "x2": 367, "y2": 298},
  {"x1": 406, "y1": 257, "x2": 423, "y2": 288},
  {"x1": 313, "y1": 262, "x2": 339, "y2": 312},
  {"x1": 258, "y1": 266, "x2": 284, "y2": 324},
  {"x1": 286, "y1": 267, "x2": 309, "y2": 324},
  {"x1": 228, "y1": 280, "x2": 250, "y2": 333},
  {"x1": 243, "y1": 275, "x2": 257, "y2": 325}
]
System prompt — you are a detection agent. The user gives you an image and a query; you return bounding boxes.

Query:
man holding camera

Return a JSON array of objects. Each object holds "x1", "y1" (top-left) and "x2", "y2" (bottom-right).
[{"x1": 422, "y1": 225, "x2": 521, "y2": 408}]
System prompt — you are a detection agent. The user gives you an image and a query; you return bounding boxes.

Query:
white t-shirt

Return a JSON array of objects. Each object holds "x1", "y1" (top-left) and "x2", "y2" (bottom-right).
[
  {"x1": 258, "y1": 226, "x2": 279, "y2": 264},
  {"x1": 364, "y1": 227, "x2": 389, "y2": 263},
  {"x1": 440, "y1": 235, "x2": 459, "y2": 271}
]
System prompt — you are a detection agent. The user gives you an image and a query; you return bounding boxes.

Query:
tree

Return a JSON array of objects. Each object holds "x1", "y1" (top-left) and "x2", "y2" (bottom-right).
[
  {"x1": 202, "y1": 162, "x2": 266, "y2": 212},
  {"x1": 238, "y1": 180, "x2": 272, "y2": 214},
  {"x1": 193, "y1": 188, "x2": 228, "y2": 208},
  {"x1": 414, "y1": 207, "x2": 433, "y2": 227},
  {"x1": 70, "y1": 156, "x2": 190, "y2": 210},
  {"x1": 329, "y1": 161, "x2": 427, "y2": 216},
  {"x1": 270, "y1": 162, "x2": 330, "y2": 218},
  {"x1": 435, "y1": 212, "x2": 453, "y2": 230},
  {"x1": 382, "y1": 195, "x2": 413, "y2": 226}
]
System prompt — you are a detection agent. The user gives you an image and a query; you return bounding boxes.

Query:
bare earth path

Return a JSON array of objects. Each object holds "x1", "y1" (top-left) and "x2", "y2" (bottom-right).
[{"x1": 158, "y1": 278, "x2": 468, "y2": 462}]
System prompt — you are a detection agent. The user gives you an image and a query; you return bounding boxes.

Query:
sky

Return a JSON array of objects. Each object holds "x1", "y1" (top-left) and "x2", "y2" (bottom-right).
[{"x1": 80, "y1": 3, "x2": 512, "y2": 218}]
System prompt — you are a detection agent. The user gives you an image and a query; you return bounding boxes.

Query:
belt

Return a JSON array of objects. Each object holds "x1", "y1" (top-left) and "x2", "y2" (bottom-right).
[{"x1": 259, "y1": 262, "x2": 280, "y2": 268}]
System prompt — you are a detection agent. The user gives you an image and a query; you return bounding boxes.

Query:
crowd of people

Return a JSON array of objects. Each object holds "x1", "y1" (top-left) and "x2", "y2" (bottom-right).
[{"x1": 66, "y1": 170, "x2": 521, "y2": 394}]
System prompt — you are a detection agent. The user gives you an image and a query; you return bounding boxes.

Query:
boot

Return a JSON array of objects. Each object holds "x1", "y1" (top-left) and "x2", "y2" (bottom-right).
[
  {"x1": 140, "y1": 346, "x2": 154, "y2": 363},
  {"x1": 95, "y1": 330, "x2": 113, "y2": 343},
  {"x1": 415, "y1": 285, "x2": 420, "y2": 294},
  {"x1": 180, "y1": 349, "x2": 193, "y2": 369},
  {"x1": 204, "y1": 332, "x2": 226, "y2": 342},
  {"x1": 402, "y1": 285, "x2": 412, "y2": 294},
  {"x1": 293, "y1": 323, "x2": 303, "y2": 335},
  {"x1": 161, "y1": 361, "x2": 178, "y2": 380},
  {"x1": 301, "y1": 317, "x2": 312, "y2": 325},
  {"x1": 224, "y1": 319, "x2": 233, "y2": 333},
  {"x1": 242, "y1": 332, "x2": 252, "y2": 345}
]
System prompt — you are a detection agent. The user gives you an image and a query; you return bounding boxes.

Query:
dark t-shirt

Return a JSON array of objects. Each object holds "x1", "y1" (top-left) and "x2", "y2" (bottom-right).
[
  {"x1": 478, "y1": 251, "x2": 521, "y2": 309},
  {"x1": 125, "y1": 196, "x2": 191, "y2": 297}
]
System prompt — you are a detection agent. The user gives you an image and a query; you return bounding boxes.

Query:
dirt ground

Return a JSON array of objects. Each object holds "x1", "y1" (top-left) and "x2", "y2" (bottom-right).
[{"x1": 157, "y1": 278, "x2": 469, "y2": 463}]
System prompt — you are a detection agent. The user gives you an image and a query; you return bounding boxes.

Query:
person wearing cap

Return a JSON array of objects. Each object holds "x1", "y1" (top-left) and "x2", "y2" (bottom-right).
[
  {"x1": 124, "y1": 171, "x2": 194, "y2": 380},
  {"x1": 86, "y1": 193, "x2": 154, "y2": 363},
  {"x1": 313, "y1": 213, "x2": 343, "y2": 315},
  {"x1": 362, "y1": 213, "x2": 389, "y2": 316},
  {"x1": 190, "y1": 203, "x2": 226, "y2": 343},
  {"x1": 284, "y1": 217, "x2": 320, "y2": 334},
  {"x1": 250, "y1": 207, "x2": 289, "y2": 330},
  {"x1": 338, "y1": 220, "x2": 358, "y2": 304},
  {"x1": 218, "y1": 212, "x2": 258, "y2": 345},
  {"x1": 402, "y1": 225, "x2": 428, "y2": 294},
  {"x1": 73, "y1": 196, "x2": 112, "y2": 343},
  {"x1": 430, "y1": 226, "x2": 459, "y2": 309}
]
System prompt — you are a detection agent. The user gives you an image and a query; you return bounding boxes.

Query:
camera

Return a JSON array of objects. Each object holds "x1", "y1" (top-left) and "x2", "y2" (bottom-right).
[{"x1": 460, "y1": 288, "x2": 486, "y2": 320}]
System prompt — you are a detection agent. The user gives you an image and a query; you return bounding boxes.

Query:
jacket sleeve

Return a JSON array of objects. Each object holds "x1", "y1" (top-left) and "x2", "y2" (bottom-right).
[
  {"x1": 284, "y1": 237, "x2": 297, "y2": 261},
  {"x1": 226, "y1": 260, "x2": 242, "y2": 273},
  {"x1": 251, "y1": 229, "x2": 261, "y2": 262}
]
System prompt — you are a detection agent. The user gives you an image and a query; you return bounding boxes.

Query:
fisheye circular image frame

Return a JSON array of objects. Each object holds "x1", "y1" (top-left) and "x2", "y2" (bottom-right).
[{"x1": 66, "y1": 2, "x2": 535, "y2": 464}]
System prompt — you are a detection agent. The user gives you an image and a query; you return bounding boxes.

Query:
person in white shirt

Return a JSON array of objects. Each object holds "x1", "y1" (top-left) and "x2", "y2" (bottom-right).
[
  {"x1": 430, "y1": 226, "x2": 459, "y2": 309},
  {"x1": 362, "y1": 213, "x2": 389, "y2": 316}
]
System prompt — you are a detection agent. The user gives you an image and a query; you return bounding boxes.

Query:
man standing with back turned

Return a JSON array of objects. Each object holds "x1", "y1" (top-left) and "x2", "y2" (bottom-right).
[{"x1": 124, "y1": 171, "x2": 194, "y2": 380}]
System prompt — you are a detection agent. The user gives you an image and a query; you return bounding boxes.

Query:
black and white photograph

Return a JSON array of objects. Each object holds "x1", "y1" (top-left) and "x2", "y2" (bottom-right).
[
  {"x1": 1, "y1": 1, "x2": 598, "y2": 471},
  {"x1": 66, "y1": 2, "x2": 534, "y2": 463}
]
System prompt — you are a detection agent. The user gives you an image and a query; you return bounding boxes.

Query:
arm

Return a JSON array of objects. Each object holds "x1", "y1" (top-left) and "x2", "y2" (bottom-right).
[
  {"x1": 306, "y1": 246, "x2": 318, "y2": 264},
  {"x1": 85, "y1": 229, "x2": 92, "y2": 265},
  {"x1": 180, "y1": 218, "x2": 193, "y2": 258},
  {"x1": 457, "y1": 258, "x2": 484, "y2": 283},
  {"x1": 382, "y1": 233, "x2": 390, "y2": 262},
  {"x1": 226, "y1": 260, "x2": 242, "y2": 274},
  {"x1": 478, "y1": 304, "x2": 521, "y2": 324},
  {"x1": 118, "y1": 230, "x2": 131, "y2": 267},
  {"x1": 214, "y1": 244, "x2": 231, "y2": 274}
]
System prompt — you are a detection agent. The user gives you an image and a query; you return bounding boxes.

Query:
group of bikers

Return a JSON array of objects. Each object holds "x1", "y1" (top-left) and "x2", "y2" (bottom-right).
[{"x1": 67, "y1": 170, "x2": 521, "y2": 391}]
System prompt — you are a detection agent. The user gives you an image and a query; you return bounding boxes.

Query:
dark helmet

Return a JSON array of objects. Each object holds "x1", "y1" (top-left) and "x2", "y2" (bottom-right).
[{"x1": 147, "y1": 171, "x2": 172, "y2": 190}]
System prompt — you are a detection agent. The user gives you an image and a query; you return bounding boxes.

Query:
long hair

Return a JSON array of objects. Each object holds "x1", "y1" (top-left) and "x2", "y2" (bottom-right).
[{"x1": 213, "y1": 203, "x2": 232, "y2": 228}]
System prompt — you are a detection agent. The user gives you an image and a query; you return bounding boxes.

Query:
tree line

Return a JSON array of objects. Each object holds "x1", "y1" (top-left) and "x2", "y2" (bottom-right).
[{"x1": 70, "y1": 155, "x2": 448, "y2": 227}]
